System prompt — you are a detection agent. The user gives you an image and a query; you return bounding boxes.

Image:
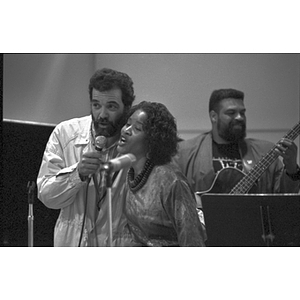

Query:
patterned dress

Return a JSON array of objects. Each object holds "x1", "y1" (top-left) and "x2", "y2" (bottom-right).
[{"x1": 124, "y1": 163, "x2": 206, "y2": 246}]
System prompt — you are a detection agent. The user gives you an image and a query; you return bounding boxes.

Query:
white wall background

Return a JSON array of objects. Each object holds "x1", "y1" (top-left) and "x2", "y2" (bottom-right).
[
  {"x1": 3, "y1": 54, "x2": 95, "y2": 125},
  {"x1": 3, "y1": 54, "x2": 300, "y2": 156},
  {"x1": 94, "y1": 54, "x2": 300, "y2": 143}
]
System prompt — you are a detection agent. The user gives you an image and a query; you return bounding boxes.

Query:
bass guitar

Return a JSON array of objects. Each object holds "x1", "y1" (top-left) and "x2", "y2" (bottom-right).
[{"x1": 197, "y1": 121, "x2": 300, "y2": 196}]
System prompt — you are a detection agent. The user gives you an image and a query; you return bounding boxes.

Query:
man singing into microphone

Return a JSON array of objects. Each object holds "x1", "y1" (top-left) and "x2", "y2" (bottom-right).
[{"x1": 37, "y1": 68, "x2": 136, "y2": 246}]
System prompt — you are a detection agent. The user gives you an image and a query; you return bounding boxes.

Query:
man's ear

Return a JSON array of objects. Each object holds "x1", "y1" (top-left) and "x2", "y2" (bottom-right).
[{"x1": 210, "y1": 110, "x2": 217, "y2": 123}]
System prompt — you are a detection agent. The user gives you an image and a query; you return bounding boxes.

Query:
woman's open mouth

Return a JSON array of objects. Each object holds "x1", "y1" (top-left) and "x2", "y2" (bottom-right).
[{"x1": 119, "y1": 136, "x2": 127, "y2": 146}]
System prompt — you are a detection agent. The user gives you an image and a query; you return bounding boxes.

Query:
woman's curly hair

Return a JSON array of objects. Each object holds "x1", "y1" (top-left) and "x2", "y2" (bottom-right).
[
  {"x1": 88, "y1": 68, "x2": 135, "y2": 108},
  {"x1": 127, "y1": 101, "x2": 179, "y2": 166}
]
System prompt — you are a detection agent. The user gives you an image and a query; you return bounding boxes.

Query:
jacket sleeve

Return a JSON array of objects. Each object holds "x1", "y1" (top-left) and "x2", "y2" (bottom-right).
[{"x1": 36, "y1": 127, "x2": 86, "y2": 209}]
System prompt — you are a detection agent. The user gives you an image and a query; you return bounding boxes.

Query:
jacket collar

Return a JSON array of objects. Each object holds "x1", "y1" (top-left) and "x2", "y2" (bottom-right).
[{"x1": 73, "y1": 115, "x2": 92, "y2": 146}]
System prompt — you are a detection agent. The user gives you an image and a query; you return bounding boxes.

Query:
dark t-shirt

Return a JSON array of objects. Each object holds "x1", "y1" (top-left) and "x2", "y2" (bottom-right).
[{"x1": 212, "y1": 140, "x2": 243, "y2": 173}]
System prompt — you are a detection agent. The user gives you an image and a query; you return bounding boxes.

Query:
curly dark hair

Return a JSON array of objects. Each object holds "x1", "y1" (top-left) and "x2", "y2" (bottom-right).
[
  {"x1": 88, "y1": 68, "x2": 135, "y2": 109},
  {"x1": 127, "y1": 101, "x2": 179, "y2": 166},
  {"x1": 209, "y1": 88, "x2": 244, "y2": 113}
]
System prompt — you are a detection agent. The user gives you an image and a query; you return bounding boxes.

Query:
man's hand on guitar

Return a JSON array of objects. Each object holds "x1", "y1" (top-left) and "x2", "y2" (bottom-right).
[{"x1": 275, "y1": 138, "x2": 298, "y2": 174}]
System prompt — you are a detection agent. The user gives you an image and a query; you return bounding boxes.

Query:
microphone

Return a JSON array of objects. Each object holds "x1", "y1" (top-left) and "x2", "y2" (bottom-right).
[
  {"x1": 95, "y1": 135, "x2": 107, "y2": 151},
  {"x1": 101, "y1": 154, "x2": 136, "y2": 172},
  {"x1": 85, "y1": 136, "x2": 107, "y2": 181}
]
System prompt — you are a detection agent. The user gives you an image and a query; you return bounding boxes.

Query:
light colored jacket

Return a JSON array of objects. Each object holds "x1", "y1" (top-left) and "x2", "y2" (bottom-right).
[{"x1": 37, "y1": 115, "x2": 135, "y2": 246}]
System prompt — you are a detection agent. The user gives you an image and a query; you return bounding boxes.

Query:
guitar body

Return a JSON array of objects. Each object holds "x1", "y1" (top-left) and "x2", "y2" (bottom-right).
[{"x1": 199, "y1": 167, "x2": 257, "y2": 195}]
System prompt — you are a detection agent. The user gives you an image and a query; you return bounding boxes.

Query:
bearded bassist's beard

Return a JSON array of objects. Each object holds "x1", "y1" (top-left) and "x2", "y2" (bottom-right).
[{"x1": 218, "y1": 120, "x2": 246, "y2": 143}]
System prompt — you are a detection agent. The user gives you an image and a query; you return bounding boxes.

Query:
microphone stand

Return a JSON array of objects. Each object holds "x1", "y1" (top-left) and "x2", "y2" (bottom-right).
[
  {"x1": 98, "y1": 155, "x2": 136, "y2": 246},
  {"x1": 27, "y1": 181, "x2": 35, "y2": 247},
  {"x1": 102, "y1": 164, "x2": 113, "y2": 247}
]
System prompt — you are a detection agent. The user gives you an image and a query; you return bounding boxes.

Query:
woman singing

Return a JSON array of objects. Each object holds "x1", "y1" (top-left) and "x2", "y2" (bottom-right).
[{"x1": 117, "y1": 101, "x2": 206, "y2": 246}]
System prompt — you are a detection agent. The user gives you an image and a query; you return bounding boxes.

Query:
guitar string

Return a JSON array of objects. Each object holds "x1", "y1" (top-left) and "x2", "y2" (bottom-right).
[{"x1": 232, "y1": 122, "x2": 300, "y2": 194}]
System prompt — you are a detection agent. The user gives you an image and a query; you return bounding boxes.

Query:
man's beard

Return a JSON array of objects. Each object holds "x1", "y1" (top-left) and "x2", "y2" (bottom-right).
[
  {"x1": 218, "y1": 119, "x2": 246, "y2": 143},
  {"x1": 92, "y1": 111, "x2": 128, "y2": 138}
]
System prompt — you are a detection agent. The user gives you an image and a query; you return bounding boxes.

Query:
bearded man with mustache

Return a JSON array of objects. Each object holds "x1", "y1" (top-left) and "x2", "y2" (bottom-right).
[
  {"x1": 174, "y1": 89, "x2": 300, "y2": 240},
  {"x1": 37, "y1": 68, "x2": 136, "y2": 247}
]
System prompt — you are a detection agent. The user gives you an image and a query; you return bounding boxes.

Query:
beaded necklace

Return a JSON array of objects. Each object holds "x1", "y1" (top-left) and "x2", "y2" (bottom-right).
[{"x1": 127, "y1": 158, "x2": 155, "y2": 193}]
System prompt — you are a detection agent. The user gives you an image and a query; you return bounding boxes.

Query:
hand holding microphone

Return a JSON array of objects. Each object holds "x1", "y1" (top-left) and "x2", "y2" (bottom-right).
[
  {"x1": 78, "y1": 136, "x2": 136, "y2": 180},
  {"x1": 94, "y1": 136, "x2": 136, "y2": 172},
  {"x1": 78, "y1": 153, "x2": 136, "y2": 180},
  {"x1": 77, "y1": 136, "x2": 107, "y2": 180}
]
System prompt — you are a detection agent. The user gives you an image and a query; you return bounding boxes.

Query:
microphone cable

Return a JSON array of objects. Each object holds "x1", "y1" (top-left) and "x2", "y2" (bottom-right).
[
  {"x1": 77, "y1": 169, "x2": 121, "y2": 247},
  {"x1": 77, "y1": 169, "x2": 110, "y2": 246},
  {"x1": 78, "y1": 135, "x2": 107, "y2": 247},
  {"x1": 78, "y1": 176, "x2": 92, "y2": 247}
]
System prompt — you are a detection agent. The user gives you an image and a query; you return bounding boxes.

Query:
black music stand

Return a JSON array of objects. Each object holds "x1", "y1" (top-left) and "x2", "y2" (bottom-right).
[{"x1": 200, "y1": 194, "x2": 300, "y2": 247}]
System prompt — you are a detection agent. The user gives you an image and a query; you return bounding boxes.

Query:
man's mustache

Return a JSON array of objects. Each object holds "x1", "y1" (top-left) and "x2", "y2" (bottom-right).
[
  {"x1": 231, "y1": 120, "x2": 245, "y2": 125},
  {"x1": 95, "y1": 117, "x2": 109, "y2": 124},
  {"x1": 94, "y1": 118, "x2": 115, "y2": 128},
  {"x1": 94, "y1": 114, "x2": 127, "y2": 136},
  {"x1": 230, "y1": 120, "x2": 246, "y2": 128}
]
